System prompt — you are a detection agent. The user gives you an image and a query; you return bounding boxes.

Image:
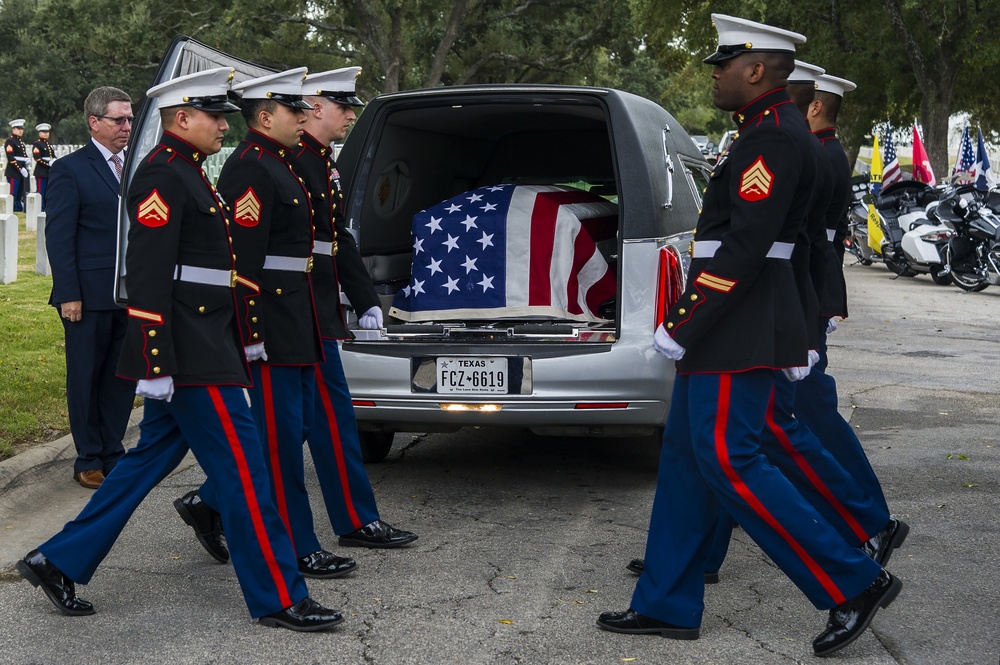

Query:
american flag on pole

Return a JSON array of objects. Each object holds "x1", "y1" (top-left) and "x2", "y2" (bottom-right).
[
  {"x1": 881, "y1": 129, "x2": 902, "y2": 186},
  {"x1": 389, "y1": 185, "x2": 618, "y2": 322},
  {"x1": 953, "y1": 125, "x2": 975, "y2": 182}
]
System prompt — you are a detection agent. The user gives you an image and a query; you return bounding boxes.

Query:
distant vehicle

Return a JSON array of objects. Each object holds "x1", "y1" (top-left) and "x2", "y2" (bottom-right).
[
  {"x1": 717, "y1": 129, "x2": 737, "y2": 155},
  {"x1": 690, "y1": 135, "x2": 713, "y2": 156}
]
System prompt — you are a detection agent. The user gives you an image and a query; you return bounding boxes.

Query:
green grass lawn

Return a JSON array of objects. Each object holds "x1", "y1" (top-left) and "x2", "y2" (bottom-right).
[{"x1": 0, "y1": 217, "x2": 69, "y2": 459}]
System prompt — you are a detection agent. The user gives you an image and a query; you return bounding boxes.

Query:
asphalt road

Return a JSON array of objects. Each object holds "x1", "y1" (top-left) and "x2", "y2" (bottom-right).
[{"x1": 0, "y1": 262, "x2": 998, "y2": 664}]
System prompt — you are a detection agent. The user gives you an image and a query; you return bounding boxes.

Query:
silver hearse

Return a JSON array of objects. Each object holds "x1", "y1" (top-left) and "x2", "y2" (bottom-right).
[
  {"x1": 337, "y1": 85, "x2": 710, "y2": 461},
  {"x1": 121, "y1": 37, "x2": 710, "y2": 463}
]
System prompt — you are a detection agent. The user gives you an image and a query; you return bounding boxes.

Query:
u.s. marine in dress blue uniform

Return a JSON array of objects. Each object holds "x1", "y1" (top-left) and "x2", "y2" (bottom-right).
[
  {"x1": 194, "y1": 68, "x2": 359, "y2": 580},
  {"x1": 5, "y1": 119, "x2": 29, "y2": 212},
  {"x1": 702, "y1": 63, "x2": 902, "y2": 580},
  {"x1": 15, "y1": 68, "x2": 343, "y2": 631},
  {"x1": 291, "y1": 68, "x2": 417, "y2": 549},
  {"x1": 598, "y1": 15, "x2": 902, "y2": 657},
  {"x1": 796, "y1": 73, "x2": 894, "y2": 518},
  {"x1": 32, "y1": 122, "x2": 55, "y2": 205}
]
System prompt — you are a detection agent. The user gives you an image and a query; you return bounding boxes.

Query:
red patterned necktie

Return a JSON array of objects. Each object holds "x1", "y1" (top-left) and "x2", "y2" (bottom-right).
[{"x1": 110, "y1": 154, "x2": 123, "y2": 181}]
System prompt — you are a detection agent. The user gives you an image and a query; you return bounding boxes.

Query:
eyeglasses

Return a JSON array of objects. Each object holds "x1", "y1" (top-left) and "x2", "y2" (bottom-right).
[{"x1": 95, "y1": 115, "x2": 135, "y2": 126}]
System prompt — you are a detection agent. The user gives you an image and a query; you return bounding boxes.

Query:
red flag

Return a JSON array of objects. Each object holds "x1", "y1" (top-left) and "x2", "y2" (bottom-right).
[{"x1": 912, "y1": 122, "x2": 936, "y2": 185}]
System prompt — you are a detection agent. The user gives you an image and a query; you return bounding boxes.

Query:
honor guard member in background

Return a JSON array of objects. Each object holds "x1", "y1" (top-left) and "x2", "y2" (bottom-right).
[
  {"x1": 16, "y1": 68, "x2": 343, "y2": 632},
  {"x1": 32, "y1": 122, "x2": 55, "y2": 207},
  {"x1": 294, "y1": 67, "x2": 417, "y2": 549},
  {"x1": 597, "y1": 15, "x2": 902, "y2": 658},
  {"x1": 180, "y1": 68, "x2": 359, "y2": 580},
  {"x1": 5, "y1": 118, "x2": 29, "y2": 212},
  {"x1": 797, "y1": 73, "x2": 895, "y2": 518}
]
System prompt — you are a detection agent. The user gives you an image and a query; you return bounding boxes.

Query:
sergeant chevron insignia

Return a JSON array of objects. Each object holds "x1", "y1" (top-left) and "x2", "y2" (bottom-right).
[
  {"x1": 137, "y1": 190, "x2": 170, "y2": 227},
  {"x1": 234, "y1": 188, "x2": 261, "y2": 226},
  {"x1": 739, "y1": 156, "x2": 774, "y2": 202}
]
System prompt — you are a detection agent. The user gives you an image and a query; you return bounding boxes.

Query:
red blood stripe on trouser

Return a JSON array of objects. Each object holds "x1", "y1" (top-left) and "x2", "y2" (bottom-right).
[
  {"x1": 207, "y1": 386, "x2": 293, "y2": 609},
  {"x1": 713, "y1": 374, "x2": 847, "y2": 605},
  {"x1": 260, "y1": 365, "x2": 293, "y2": 546},
  {"x1": 313, "y1": 364, "x2": 362, "y2": 529},
  {"x1": 765, "y1": 389, "x2": 869, "y2": 542}
]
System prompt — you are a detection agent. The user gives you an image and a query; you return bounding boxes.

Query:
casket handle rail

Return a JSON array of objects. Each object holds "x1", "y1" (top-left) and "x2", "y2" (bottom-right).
[{"x1": 661, "y1": 126, "x2": 674, "y2": 210}]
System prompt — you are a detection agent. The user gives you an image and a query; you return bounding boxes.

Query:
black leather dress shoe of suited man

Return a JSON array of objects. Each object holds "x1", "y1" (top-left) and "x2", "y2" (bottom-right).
[
  {"x1": 297, "y1": 550, "x2": 357, "y2": 578},
  {"x1": 862, "y1": 518, "x2": 909, "y2": 567},
  {"x1": 16, "y1": 550, "x2": 96, "y2": 616},
  {"x1": 258, "y1": 597, "x2": 345, "y2": 632},
  {"x1": 338, "y1": 520, "x2": 418, "y2": 549},
  {"x1": 174, "y1": 490, "x2": 229, "y2": 563},
  {"x1": 596, "y1": 609, "x2": 700, "y2": 640},
  {"x1": 813, "y1": 569, "x2": 902, "y2": 657}
]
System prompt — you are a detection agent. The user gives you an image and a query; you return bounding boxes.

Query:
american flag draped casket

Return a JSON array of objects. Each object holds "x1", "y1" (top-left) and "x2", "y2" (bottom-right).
[{"x1": 389, "y1": 184, "x2": 618, "y2": 323}]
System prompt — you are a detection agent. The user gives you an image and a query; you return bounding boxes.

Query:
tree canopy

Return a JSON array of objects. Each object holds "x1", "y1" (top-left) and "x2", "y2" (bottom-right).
[{"x1": 0, "y1": 0, "x2": 996, "y2": 172}]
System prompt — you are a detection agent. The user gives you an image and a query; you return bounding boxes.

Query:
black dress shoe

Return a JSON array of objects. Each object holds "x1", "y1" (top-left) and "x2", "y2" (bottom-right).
[
  {"x1": 596, "y1": 608, "x2": 699, "y2": 640},
  {"x1": 626, "y1": 558, "x2": 644, "y2": 574},
  {"x1": 258, "y1": 597, "x2": 345, "y2": 632},
  {"x1": 338, "y1": 520, "x2": 418, "y2": 549},
  {"x1": 16, "y1": 550, "x2": 95, "y2": 616},
  {"x1": 297, "y1": 550, "x2": 357, "y2": 578},
  {"x1": 174, "y1": 491, "x2": 229, "y2": 563},
  {"x1": 813, "y1": 569, "x2": 902, "y2": 657},
  {"x1": 625, "y1": 558, "x2": 719, "y2": 584},
  {"x1": 861, "y1": 518, "x2": 909, "y2": 567}
]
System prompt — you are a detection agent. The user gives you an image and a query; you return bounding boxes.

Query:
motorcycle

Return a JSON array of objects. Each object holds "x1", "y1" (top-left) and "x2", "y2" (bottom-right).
[
  {"x1": 875, "y1": 181, "x2": 954, "y2": 285},
  {"x1": 844, "y1": 174, "x2": 880, "y2": 266},
  {"x1": 936, "y1": 186, "x2": 1000, "y2": 292}
]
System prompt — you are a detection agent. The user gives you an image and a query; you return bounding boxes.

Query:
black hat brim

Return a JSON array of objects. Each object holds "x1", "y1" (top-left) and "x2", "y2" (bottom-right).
[
  {"x1": 275, "y1": 98, "x2": 313, "y2": 110},
  {"x1": 703, "y1": 50, "x2": 742, "y2": 65},
  {"x1": 192, "y1": 100, "x2": 242, "y2": 113},
  {"x1": 324, "y1": 94, "x2": 365, "y2": 107}
]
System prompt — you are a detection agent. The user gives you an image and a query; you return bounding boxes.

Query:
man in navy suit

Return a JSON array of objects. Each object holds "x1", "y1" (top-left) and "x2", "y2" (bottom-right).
[{"x1": 45, "y1": 86, "x2": 137, "y2": 489}]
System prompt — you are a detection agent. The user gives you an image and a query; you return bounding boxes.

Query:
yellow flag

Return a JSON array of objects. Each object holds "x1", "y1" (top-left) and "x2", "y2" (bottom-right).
[
  {"x1": 867, "y1": 203, "x2": 885, "y2": 253},
  {"x1": 870, "y1": 133, "x2": 883, "y2": 196},
  {"x1": 867, "y1": 133, "x2": 886, "y2": 253}
]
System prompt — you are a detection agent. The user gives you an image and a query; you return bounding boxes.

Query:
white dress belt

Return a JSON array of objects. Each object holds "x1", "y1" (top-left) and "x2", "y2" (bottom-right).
[
  {"x1": 313, "y1": 240, "x2": 334, "y2": 256},
  {"x1": 263, "y1": 255, "x2": 312, "y2": 272},
  {"x1": 173, "y1": 265, "x2": 234, "y2": 288},
  {"x1": 692, "y1": 240, "x2": 794, "y2": 260},
  {"x1": 827, "y1": 229, "x2": 837, "y2": 242}
]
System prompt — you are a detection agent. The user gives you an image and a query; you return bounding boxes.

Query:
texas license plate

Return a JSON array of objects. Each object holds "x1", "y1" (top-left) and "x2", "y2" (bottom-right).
[{"x1": 436, "y1": 357, "x2": 508, "y2": 394}]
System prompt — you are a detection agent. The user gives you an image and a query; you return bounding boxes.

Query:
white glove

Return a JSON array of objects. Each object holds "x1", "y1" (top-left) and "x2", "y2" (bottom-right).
[
  {"x1": 137, "y1": 376, "x2": 174, "y2": 402},
  {"x1": 826, "y1": 318, "x2": 838, "y2": 335},
  {"x1": 244, "y1": 343, "x2": 268, "y2": 362},
  {"x1": 807, "y1": 349, "x2": 820, "y2": 368},
  {"x1": 13, "y1": 156, "x2": 28, "y2": 163},
  {"x1": 358, "y1": 305, "x2": 384, "y2": 330},
  {"x1": 652, "y1": 324, "x2": 686, "y2": 360},
  {"x1": 19, "y1": 167, "x2": 28, "y2": 178},
  {"x1": 782, "y1": 365, "x2": 810, "y2": 381}
]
